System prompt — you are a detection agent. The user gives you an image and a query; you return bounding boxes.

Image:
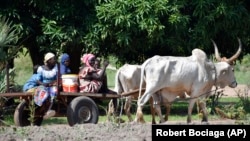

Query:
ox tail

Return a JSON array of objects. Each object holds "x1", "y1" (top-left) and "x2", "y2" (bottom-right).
[{"x1": 138, "y1": 63, "x2": 145, "y2": 101}]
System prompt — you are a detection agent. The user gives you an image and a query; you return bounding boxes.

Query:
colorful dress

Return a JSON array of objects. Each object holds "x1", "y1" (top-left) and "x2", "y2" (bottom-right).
[
  {"x1": 34, "y1": 65, "x2": 58, "y2": 106},
  {"x1": 78, "y1": 66, "x2": 102, "y2": 93}
]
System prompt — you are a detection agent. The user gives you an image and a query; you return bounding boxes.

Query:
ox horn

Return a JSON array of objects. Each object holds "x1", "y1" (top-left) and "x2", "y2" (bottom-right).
[
  {"x1": 227, "y1": 38, "x2": 242, "y2": 63},
  {"x1": 211, "y1": 39, "x2": 221, "y2": 61}
]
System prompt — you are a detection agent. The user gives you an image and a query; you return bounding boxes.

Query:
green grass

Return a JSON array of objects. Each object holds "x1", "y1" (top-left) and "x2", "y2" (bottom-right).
[
  {"x1": 14, "y1": 53, "x2": 33, "y2": 85},
  {"x1": 218, "y1": 97, "x2": 240, "y2": 103},
  {"x1": 235, "y1": 71, "x2": 250, "y2": 85},
  {"x1": 106, "y1": 69, "x2": 116, "y2": 88},
  {"x1": 1, "y1": 96, "x2": 246, "y2": 126}
]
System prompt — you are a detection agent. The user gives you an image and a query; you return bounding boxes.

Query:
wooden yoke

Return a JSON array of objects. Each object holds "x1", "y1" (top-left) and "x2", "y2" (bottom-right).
[{"x1": 120, "y1": 88, "x2": 146, "y2": 97}]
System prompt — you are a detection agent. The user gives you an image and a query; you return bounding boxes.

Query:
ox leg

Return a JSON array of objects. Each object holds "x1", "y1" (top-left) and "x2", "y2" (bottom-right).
[
  {"x1": 152, "y1": 93, "x2": 165, "y2": 124},
  {"x1": 187, "y1": 99, "x2": 196, "y2": 123},
  {"x1": 135, "y1": 88, "x2": 158, "y2": 123},
  {"x1": 107, "y1": 99, "x2": 114, "y2": 122},
  {"x1": 153, "y1": 103, "x2": 165, "y2": 124},
  {"x1": 149, "y1": 97, "x2": 157, "y2": 124},
  {"x1": 198, "y1": 100, "x2": 208, "y2": 122},
  {"x1": 135, "y1": 105, "x2": 145, "y2": 123},
  {"x1": 150, "y1": 98, "x2": 170, "y2": 124},
  {"x1": 164, "y1": 103, "x2": 171, "y2": 121},
  {"x1": 124, "y1": 96, "x2": 133, "y2": 122}
]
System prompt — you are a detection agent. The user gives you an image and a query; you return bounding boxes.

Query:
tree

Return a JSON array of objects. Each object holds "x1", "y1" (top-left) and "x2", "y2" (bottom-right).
[
  {"x1": 0, "y1": 16, "x2": 22, "y2": 92},
  {"x1": 85, "y1": 0, "x2": 250, "y2": 66},
  {"x1": 0, "y1": 0, "x2": 250, "y2": 70},
  {"x1": 0, "y1": 0, "x2": 97, "y2": 73},
  {"x1": 0, "y1": 16, "x2": 22, "y2": 70}
]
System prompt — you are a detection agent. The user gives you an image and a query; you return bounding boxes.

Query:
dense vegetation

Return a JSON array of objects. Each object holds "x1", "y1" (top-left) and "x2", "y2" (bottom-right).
[{"x1": 0, "y1": 0, "x2": 250, "y2": 72}]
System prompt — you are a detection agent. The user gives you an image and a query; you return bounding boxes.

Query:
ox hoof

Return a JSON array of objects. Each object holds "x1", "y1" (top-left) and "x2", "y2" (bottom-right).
[
  {"x1": 158, "y1": 120, "x2": 167, "y2": 124},
  {"x1": 133, "y1": 119, "x2": 146, "y2": 124},
  {"x1": 201, "y1": 121, "x2": 209, "y2": 125},
  {"x1": 187, "y1": 121, "x2": 195, "y2": 125}
]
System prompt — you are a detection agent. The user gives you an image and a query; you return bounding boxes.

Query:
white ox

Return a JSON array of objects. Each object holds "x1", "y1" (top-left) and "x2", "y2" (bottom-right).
[
  {"x1": 113, "y1": 64, "x2": 173, "y2": 123},
  {"x1": 135, "y1": 39, "x2": 242, "y2": 123},
  {"x1": 112, "y1": 64, "x2": 165, "y2": 124},
  {"x1": 113, "y1": 64, "x2": 143, "y2": 122}
]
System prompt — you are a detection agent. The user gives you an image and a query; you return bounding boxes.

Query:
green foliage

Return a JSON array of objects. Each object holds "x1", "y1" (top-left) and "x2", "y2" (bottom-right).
[
  {"x1": 235, "y1": 86, "x2": 250, "y2": 113},
  {"x1": 14, "y1": 50, "x2": 33, "y2": 85},
  {"x1": 236, "y1": 54, "x2": 250, "y2": 72},
  {"x1": 0, "y1": 68, "x2": 16, "y2": 93},
  {"x1": 1, "y1": 0, "x2": 250, "y2": 67},
  {"x1": 206, "y1": 89, "x2": 224, "y2": 114},
  {"x1": 106, "y1": 69, "x2": 116, "y2": 88},
  {"x1": 0, "y1": 16, "x2": 22, "y2": 63},
  {"x1": 234, "y1": 54, "x2": 250, "y2": 84},
  {"x1": 0, "y1": 16, "x2": 20, "y2": 45},
  {"x1": 217, "y1": 105, "x2": 246, "y2": 120},
  {"x1": 213, "y1": 87, "x2": 250, "y2": 120},
  {"x1": 28, "y1": 98, "x2": 36, "y2": 126},
  {"x1": 85, "y1": 0, "x2": 250, "y2": 64}
]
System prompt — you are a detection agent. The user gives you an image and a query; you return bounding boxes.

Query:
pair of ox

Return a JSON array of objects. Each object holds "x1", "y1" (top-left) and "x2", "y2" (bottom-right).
[
  {"x1": 134, "y1": 38, "x2": 242, "y2": 124},
  {"x1": 114, "y1": 39, "x2": 241, "y2": 124}
]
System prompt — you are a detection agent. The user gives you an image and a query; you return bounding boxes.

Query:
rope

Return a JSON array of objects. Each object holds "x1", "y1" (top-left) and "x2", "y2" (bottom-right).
[
  {"x1": 117, "y1": 97, "x2": 124, "y2": 126},
  {"x1": 173, "y1": 88, "x2": 222, "y2": 103}
]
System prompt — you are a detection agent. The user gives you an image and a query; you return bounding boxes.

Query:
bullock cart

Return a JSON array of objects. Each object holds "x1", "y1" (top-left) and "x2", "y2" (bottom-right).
[
  {"x1": 0, "y1": 91, "x2": 122, "y2": 127},
  {"x1": 0, "y1": 68, "x2": 141, "y2": 127}
]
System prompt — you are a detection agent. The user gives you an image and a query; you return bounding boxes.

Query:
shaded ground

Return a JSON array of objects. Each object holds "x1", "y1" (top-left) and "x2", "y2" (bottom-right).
[{"x1": 0, "y1": 85, "x2": 249, "y2": 141}]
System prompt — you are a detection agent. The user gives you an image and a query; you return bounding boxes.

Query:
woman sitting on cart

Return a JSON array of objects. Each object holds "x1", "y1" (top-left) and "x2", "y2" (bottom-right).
[
  {"x1": 78, "y1": 53, "x2": 118, "y2": 111},
  {"x1": 35, "y1": 52, "x2": 58, "y2": 119},
  {"x1": 60, "y1": 53, "x2": 71, "y2": 75},
  {"x1": 79, "y1": 53, "x2": 111, "y2": 93}
]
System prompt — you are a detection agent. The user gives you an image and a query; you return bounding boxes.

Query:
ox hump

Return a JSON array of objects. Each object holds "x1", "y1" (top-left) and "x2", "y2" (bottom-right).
[{"x1": 191, "y1": 48, "x2": 208, "y2": 63}]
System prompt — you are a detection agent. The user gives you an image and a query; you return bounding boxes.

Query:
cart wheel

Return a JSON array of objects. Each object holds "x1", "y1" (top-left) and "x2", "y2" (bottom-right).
[
  {"x1": 14, "y1": 100, "x2": 43, "y2": 126},
  {"x1": 67, "y1": 96, "x2": 99, "y2": 126}
]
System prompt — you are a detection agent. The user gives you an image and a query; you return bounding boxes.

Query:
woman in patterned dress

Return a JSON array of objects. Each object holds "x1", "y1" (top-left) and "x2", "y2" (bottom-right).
[{"x1": 78, "y1": 54, "x2": 108, "y2": 93}]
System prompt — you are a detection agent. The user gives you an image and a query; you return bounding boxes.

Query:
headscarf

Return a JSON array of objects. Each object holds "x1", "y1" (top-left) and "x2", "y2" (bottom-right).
[
  {"x1": 44, "y1": 52, "x2": 55, "y2": 64},
  {"x1": 81, "y1": 53, "x2": 95, "y2": 67},
  {"x1": 60, "y1": 53, "x2": 70, "y2": 64},
  {"x1": 60, "y1": 53, "x2": 71, "y2": 75}
]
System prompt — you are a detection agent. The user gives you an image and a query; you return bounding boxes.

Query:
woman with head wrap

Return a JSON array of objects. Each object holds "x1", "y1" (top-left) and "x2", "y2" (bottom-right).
[
  {"x1": 78, "y1": 53, "x2": 109, "y2": 93},
  {"x1": 35, "y1": 52, "x2": 58, "y2": 119},
  {"x1": 78, "y1": 53, "x2": 119, "y2": 116},
  {"x1": 60, "y1": 53, "x2": 71, "y2": 75}
]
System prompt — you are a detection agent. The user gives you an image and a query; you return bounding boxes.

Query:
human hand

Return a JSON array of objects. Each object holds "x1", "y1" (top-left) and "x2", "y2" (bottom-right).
[
  {"x1": 42, "y1": 83, "x2": 49, "y2": 87},
  {"x1": 103, "y1": 60, "x2": 109, "y2": 68}
]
